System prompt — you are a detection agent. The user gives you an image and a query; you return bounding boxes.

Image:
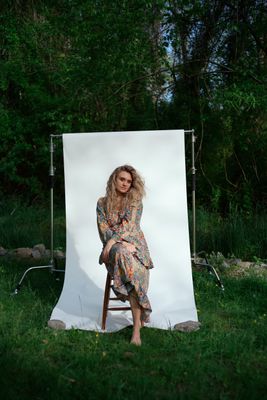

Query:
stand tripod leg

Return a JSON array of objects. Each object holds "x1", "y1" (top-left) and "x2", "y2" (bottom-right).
[
  {"x1": 12, "y1": 262, "x2": 65, "y2": 295},
  {"x1": 193, "y1": 252, "x2": 224, "y2": 291},
  {"x1": 12, "y1": 264, "x2": 53, "y2": 295}
]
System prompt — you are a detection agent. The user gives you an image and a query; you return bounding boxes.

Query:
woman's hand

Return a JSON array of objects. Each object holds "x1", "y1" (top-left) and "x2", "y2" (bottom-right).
[
  {"x1": 102, "y1": 239, "x2": 116, "y2": 264},
  {"x1": 122, "y1": 242, "x2": 136, "y2": 253}
]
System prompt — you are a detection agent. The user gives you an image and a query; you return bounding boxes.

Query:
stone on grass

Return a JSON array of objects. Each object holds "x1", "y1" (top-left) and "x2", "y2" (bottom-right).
[
  {"x1": 14, "y1": 247, "x2": 32, "y2": 258},
  {"x1": 193, "y1": 257, "x2": 205, "y2": 265},
  {"x1": 222, "y1": 260, "x2": 230, "y2": 269},
  {"x1": 174, "y1": 320, "x2": 201, "y2": 332},
  {"x1": 228, "y1": 258, "x2": 242, "y2": 266},
  {"x1": 32, "y1": 249, "x2": 42, "y2": 259},
  {"x1": 47, "y1": 319, "x2": 66, "y2": 330},
  {"x1": 54, "y1": 250, "x2": 65, "y2": 259},
  {"x1": 0, "y1": 246, "x2": 7, "y2": 256},
  {"x1": 236, "y1": 261, "x2": 252, "y2": 269},
  {"x1": 45, "y1": 249, "x2": 51, "y2": 257},
  {"x1": 33, "y1": 243, "x2": 46, "y2": 256}
]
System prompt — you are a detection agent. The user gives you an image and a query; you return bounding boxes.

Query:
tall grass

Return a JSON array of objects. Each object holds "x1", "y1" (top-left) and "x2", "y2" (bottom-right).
[
  {"x1": 0, "y1": 199, "x2": 65, "y2": 250},
  {"x1": 190, "y1": 208, "x2": 267, "y2": 260},
  {"x1": 0, "y1": 258, "x2": 267, "y2": 399},
  {"x1": 1, "y1": 198, "x2": 266, "y2": 260}
]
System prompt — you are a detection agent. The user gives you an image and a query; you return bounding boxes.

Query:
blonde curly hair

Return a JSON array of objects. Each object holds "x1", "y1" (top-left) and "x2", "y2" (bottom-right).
[{"x1": 105, "y1": 165, "x2": 145, "y2": 213}]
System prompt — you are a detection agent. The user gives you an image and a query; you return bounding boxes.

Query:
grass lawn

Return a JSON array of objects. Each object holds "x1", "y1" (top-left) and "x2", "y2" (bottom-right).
[{"x1": 0, "y1": 258, "x2": 267, "y2": 400}]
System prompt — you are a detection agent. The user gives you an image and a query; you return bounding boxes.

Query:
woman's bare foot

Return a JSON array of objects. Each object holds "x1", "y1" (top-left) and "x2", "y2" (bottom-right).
[
  {"x1": 130, "y1": 326, "x2": 142, "y2": 345},
  {"x1": 130, "y1": 333, "x2": 141, "y2": 346},
  {"x1": 129, "y1": 292, "x2": 142, "y2": 345}
]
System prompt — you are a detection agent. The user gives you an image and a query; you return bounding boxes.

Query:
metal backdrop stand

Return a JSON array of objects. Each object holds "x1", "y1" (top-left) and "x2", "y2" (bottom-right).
[
  {"x1": 13, "y1": 130, "x2": 223, "y2": 294},
  {"x1": 185, "y1": 129, "x2": 224, "y2": 290},
  {"x1": 13, "y1": 134, "x2": 64, "y2": 294}
]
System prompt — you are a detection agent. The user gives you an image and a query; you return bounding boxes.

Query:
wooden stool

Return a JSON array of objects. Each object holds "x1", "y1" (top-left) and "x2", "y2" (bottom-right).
[{"x1": 102, "y1": 272, "x2": 131, "y2": 330}]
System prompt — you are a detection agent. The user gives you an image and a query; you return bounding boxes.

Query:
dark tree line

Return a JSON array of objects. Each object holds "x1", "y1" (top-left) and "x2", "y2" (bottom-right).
[{"x1": 1, "y1": 0, "x2": 267, "y2": 212}]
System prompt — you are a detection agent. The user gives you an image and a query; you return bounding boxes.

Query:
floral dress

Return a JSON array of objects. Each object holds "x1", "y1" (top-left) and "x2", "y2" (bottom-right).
[{"x1": 96, "y1": 197, "x2": 153, "y2": 322}]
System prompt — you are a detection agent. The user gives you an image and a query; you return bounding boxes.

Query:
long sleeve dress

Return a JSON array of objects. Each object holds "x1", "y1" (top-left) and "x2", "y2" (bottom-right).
[{"x1": 96, "y1": 197, "x2": 153, "y2": 322}]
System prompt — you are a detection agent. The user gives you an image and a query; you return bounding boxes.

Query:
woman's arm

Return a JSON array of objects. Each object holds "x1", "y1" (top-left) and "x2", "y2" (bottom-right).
[
  {"x1": 96, "y1": 199, "x2": 142, "y2": 264},
  {"x1": 116, "y1": 201, "x2": 143, "y2": 240},
  {"x1": 97, "y1": 199, "x2": 118, "y2": 264},
  {"x1": 96, "y1": 199, "x2": 114, "y2": 244}
]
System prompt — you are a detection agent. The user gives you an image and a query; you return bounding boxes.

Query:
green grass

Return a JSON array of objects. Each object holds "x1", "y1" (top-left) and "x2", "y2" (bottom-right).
[
  {"x1": 0, "y1": 200, "x2": 65, "y2": 249},
  {"x1": 191, "y1": 208, "x2": 267, "y2": 260},
  {"x1": 0, "y1": 259, "x2": 267, "y2": 400},
  {"x1": 1, "y1": 200, "x2": 267, "y2": 260}
]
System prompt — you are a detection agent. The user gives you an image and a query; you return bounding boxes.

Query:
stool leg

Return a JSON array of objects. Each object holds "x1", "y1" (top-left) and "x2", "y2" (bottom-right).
[{"x1": 102, "y1": 273, "x2": 111, "y2": 330}]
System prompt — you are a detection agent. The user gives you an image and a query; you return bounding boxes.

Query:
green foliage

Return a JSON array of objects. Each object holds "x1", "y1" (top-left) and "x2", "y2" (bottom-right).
[
  {"x1": 0, "y1": 1, "x2": 163, "y2": 201},
  {"x1": 158, "y1": 0, "x2": 267, "y2": 211},
  {"x1": 1, "y1": 200, "x2": 266, "y2": 261},
  {"x1": 207, "y1": 251, "x2": 228, "y2": 273},
  {"x1": 0, "y1": 198, "x2": 65, "y2": 249},
  {"x1": 193, "y1": 207, "x2": 267, "y2": 260},
  {"x1": 0, "y1": 0, "x2": 267, "y2": 211}
]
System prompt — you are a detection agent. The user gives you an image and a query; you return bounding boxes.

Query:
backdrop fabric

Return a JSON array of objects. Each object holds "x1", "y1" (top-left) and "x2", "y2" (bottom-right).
[{"x1": 50, "y1": 130, "x2": 198, "y2": 331}]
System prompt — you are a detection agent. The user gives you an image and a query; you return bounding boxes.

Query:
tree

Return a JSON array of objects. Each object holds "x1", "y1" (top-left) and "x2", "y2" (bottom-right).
[
  {"x1": 158, "y1": 0, "x2": 267, "y2": 211},
  {"x1": 0, "y1": 0, "x2": 164, "y2": 201}
]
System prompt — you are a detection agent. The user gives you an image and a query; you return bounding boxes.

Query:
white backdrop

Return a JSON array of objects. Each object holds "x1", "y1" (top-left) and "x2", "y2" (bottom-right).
[{"x1": 50, "y1": 130, "x2": 198, "y2": 331}]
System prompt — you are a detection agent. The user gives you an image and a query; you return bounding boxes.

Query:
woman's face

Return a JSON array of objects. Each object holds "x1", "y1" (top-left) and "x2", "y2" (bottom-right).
[{"x1": 115, "y1": 171, "x2": 132, "y2": 195}]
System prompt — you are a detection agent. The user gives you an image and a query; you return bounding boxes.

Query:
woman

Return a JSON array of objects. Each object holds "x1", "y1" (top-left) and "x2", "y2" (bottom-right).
[{"x1": 96, "y1": 165, "x2": 153, "y2": 345}]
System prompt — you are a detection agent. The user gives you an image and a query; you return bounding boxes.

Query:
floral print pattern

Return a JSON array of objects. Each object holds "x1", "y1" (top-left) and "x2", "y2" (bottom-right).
[{"x1": 96, "y1": 197, "x2": 153, "y2": 322}]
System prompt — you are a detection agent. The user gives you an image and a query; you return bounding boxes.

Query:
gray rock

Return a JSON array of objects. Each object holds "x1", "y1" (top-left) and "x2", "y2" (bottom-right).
[
  {"x1": 47, "y1": 319, "x2": 66, "y2": 330},
  {"x1": 0, "y1": 246, "x2": 7, "y2": 256},
  {"x1": 54, "y1": 250, "x2": 65, "y2": 259},
  {"x1": 174, "y1": 320, "x2": 201, "y2": 332},
  {"x1": 14, "y1": 247, "x2": 32, "y2": 258},
  {"x1": 228, "y1": 258, "x2": 242, "y2": 265},
  {"x1": 236, "y1": 261, "x2": 252, "y2": 269},
  {"x1": 193, "y1": 257, "x2": 205, "y2": 265},
  {"x1": 33, "y1": 243, "x2": 46, "y2": 256},
  {"x1": 32, "y1": 249, "x2": 42, "y2": 259},
  {"x1": 221, "y1": 260, "x2": 230, "y2": 269},
  {"x1": 45, "y1": 249, "x2": 51, "y2": 257}
]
